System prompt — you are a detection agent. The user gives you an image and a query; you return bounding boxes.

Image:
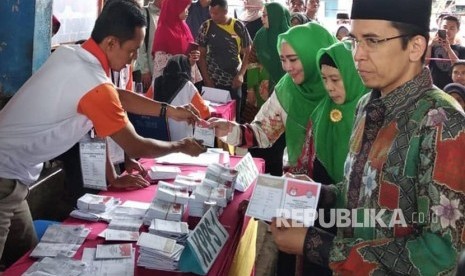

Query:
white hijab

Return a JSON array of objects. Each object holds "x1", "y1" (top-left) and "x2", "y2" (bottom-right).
[{"x1": 239, "y1": 0, "x2": 264, "y2": 22}]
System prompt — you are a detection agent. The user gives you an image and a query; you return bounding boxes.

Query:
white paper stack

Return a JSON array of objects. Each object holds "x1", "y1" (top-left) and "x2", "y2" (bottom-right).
[
  {"x1": 188, "y1": 194, "x2": 224, "y2": 218},
  {"x1": 29, "y1": 224, "x2": 91, "y2": 258},
  {"x1": 137, "y1": 232, "x2": 184, "y2": 271},
  {"x1": 107, "y1": 217, "x2": 144, "y2": 232},
  {"x1": 193, "y1": 185, "x2": 228, "y2": 207},
  {"x1": 148, "y1": 165, "x2": 181, "y2": 181},
  {"x1": 155, "y1": 181, "x2": 190, "y2": 204},
  {"x1": 149, "y1": 219, "x2": 189, "y2": 243},
  {"x1": 77, "y1": 194, "x2": 119, "y2": 212},
  {"x1": 188, "y1": 195, "x2": 205, "y2": 217},
  {"x1": 99, "y1": 229, "x2": 140, "y2": 241},
  {"x1": 109, "y1": 205, "x2": 148, "y2": 220},
  {"x1": 173, "y1": 175, "x2": 203, "y2": 192},
  {"x1": 203, "y1": 163, "x2": 238, "y2": 201},
  {"x1": 144, "y1": 199, "x2": 184, "y2": 224}
]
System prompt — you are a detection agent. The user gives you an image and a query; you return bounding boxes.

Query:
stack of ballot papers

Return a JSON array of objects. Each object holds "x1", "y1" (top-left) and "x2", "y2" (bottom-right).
[
  {"x1": 29, "y1": 224, "x2": 91, "y2": 258},
  {"x1": 144, "y1": 199, "x2": 184, "y2": 224},
  {"x1": 23, "y1": 256, "x2": 87, "y2": 276},
  {"x1": 81, "y1": 247, "x2": 135, "y2": 276},
  {"x1": 188, "y1": 195, "x2": 205, "y2": 217},
  {"x1": 137, "y1": 232, "x2": 184, "y2": 271},
  {"x1": 203, "y1": 163, "x2": 238, "y2": 201},
  {"x1": 188, "y1": 194, "x2": 224, "y2": 218},
  {"x1": 148, "y1": 219, "x2": 189, "y2": 243},
  {"x1": 155, "y1": 181, "x2": 190, "y2": 204},
  {"x1": 173, "y1": 174, "x2": 203, "y2": 192},
  {"x1": 99, "y1": 228, "x2": 140, "y2": 242},
  {"x1": 193, "y1": 185, "x2": 228, "y2": 207},
  {"x1": 148, "y1": 165, "x2": 181, "y2": 181},
  {"x1": 77, "y1": 194, "x2": 119, "y2": 212},
  {"x1": 107, "y1": 217, "x2": 144, "y2": 232},
  {"x1": 109, "y1": 204, "x2": 148, "y2": 220}
]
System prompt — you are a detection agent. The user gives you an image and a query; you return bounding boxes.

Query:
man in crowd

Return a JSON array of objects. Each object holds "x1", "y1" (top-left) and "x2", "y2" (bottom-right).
[
  {"x1": 451, "y1": 61, "x2": 465, "y2": 86},
  {"x1": 427, "y1": 14, "x2": 465, "y2": 89},
  {"x1": 271, "y1": 0, "x2": 465, "y2": 274},
  {"x1": 186, "y1": 0, "x2": 211, "y2": 38},
  {"x1": 0, "y1": 0, "x2": 205, "y2": 266},
  {"x1": 305, "y1": 0, "x2": 319, "y2": 21},
  {"x1": 134, "y1": 0, "x2": 163, "y2": 91},
  {"x1": 287, "y1": 0, "x2": 306, "y2": 13},
  {"x1": 197, "y1": 0, "x2": 251, "y2": 120}
]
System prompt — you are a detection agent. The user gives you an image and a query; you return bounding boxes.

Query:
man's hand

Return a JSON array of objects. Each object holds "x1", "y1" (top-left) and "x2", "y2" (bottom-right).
[
  {"x1": 232, "y1": 73, "x2": 244, "y2": 89},
  {"x1": 176, "y1": 137, "x2": 207, "y2": 156},
  {"x1": 166, "y1": 104, "x2": 200, "y2": 125},
  {"x1": 109, "y1": 174, "x2": 150, "y2": 190},
  {"x1": 207, "y1": 117, "x2": 235, "y2": 137},
  {"x1": 270, "y1": 218, "x2": 307, "y2": 255},
  {"x1": 124, "y1": 158, "x2": 147, "y2": 177}
]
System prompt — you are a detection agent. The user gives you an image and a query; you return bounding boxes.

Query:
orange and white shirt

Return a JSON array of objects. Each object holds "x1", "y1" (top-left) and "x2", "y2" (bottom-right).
[{"x1": 0, "y1": 39, "x2": 128, "y2": 185}]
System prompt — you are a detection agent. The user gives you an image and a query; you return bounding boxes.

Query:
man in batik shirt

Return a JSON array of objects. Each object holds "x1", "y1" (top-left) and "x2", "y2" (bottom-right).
[{"x1": 271, "y1": 0, "x2": 465, "y2": 274}]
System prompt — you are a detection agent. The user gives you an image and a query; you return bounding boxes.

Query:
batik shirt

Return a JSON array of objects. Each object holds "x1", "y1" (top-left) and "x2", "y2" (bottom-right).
[{"x1": 304, "y1": 68, "x2": 465, "y2": 275}]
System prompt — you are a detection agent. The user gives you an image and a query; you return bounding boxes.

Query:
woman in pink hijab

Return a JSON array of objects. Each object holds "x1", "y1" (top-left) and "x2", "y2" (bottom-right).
[{"x1": 151, "y1": 0, "x2": 201, "y2": 81}]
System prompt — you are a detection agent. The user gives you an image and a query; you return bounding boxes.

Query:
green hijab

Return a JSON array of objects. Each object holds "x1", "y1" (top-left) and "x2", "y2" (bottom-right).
[
  {"x1": 253, "y1": 2, "x2": 290, "y2": 84},
  {"x1": 275, "y1": 22, "x2": 337, "y2": 166},
  {"x1": 311, "y1": 42, "x2": 369, "y2": 182}
]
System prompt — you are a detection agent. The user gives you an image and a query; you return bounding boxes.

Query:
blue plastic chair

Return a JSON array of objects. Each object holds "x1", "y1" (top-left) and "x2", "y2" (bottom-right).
[{"x1": 33, "y1": 220, "x2": 59, "y2": 239}]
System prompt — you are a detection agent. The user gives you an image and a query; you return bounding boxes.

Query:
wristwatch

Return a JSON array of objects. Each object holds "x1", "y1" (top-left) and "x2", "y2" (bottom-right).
[{"x1": 160, "y1": 103, "x2": 167, "y2": 117}]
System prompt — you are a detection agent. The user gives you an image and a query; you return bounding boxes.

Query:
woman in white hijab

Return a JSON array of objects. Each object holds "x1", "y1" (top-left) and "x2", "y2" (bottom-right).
[{"x1": 239, "y1": 0, "x2": 264, "y2": 39}]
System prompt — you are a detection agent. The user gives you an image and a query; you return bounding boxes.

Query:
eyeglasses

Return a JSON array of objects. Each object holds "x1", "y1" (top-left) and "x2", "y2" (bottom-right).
[{"x1": 343, "y1": 34, "x2": 411, "y2": 52}]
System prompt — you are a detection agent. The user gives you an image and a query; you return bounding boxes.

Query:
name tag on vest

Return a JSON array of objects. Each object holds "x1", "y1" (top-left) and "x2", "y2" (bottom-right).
[{"x1": 79, "y1": 132, "x2": 107, "y2": 191}]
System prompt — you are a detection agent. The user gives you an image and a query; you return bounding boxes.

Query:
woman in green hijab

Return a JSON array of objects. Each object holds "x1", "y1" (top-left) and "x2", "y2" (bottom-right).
[
  {"x1": 272, "y1": 42, "x2": 369, "y2": 276},
  {"x1": 209, "y1": 23, "x2": 337, "y2": 168},
  {"x1": 312, "y1": 42, "x2": 369, "y2": 183},
  {"x1": 291, "y1": 42, "x2": 369, "y2": 184},
  {"x1": 245, "y1": 2, "x2": 290, "y2": 176},
  {"x1": 253, "y1": 2, "x2": 290, "y2": 88}
]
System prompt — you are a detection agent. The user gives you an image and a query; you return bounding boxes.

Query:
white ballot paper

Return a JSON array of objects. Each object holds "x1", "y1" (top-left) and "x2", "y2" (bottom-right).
[
  {"x1": 234, "y1": 153, "x2": 259, "y2": 192},
  {"x1": 201, "y1": 86, "x2": 231, "y2": 104},
  {"x1": 95, "y1": 243, "x2": 133, "y2": 259},
  {"x1": 194, "y1": 125, "x2": 215, "y2": 148},
  {"x1": 245, "y1": 174, "x2": 321, "y2": 226}
]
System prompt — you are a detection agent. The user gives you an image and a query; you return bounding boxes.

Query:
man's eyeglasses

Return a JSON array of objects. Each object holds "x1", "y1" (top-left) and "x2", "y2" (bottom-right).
[{"x1": 343, "y1": 34, "x2": 411, "y2": 52}]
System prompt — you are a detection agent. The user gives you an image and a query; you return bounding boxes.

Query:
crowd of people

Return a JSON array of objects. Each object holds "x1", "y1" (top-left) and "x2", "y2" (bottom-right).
[{"x1": 1, "y1": 0, "x2": 465, "y2": 275}]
